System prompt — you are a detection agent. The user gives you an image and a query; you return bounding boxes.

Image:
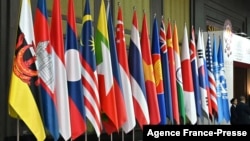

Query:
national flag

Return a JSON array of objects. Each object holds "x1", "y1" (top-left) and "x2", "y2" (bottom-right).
[
  {"x1": 181, "y1": 24, "x2": 197, "y2": 125},
  {"x1": 217, "y1": 37, "x2": 230, "y2": 122},
  {"x1": 172, "y1": 22, "x2": 186, "y2": 124},
  {"x1": 115, "y1": 6, "x2": 136, "y2": 133},
  {"x1": 128, "y1": 9, "x2": 149, "y2": 128},
  {"x1": 166, "y1": 21, "x2": 180, "y2": 124},
  {"x1": 50, "y1": 0, "x2": 71, "y2": 139},
  {"x1": 159, "y1": 19, "x2": 173, "y2": 124},
  {"x1": 140, "y1": 13, "x2": 160, "y2": 125},
  {"x1": 196, "y1": 29, "x2": 211, "y2": 119},
  {"x1": 65, "y1": 0, "x2": 86, "y2": 139},
  {"x1": 34, "y1": 0, "x2": 59, "y2": 139},
  {"x1": 205, "y1": 33, "x2": 218, "y2": 119},
  {"x1": 8, "y1": 0, "x2": 46, "y2": 140},
  {"x1": 107, "y1": 2, "x2": 127, "y2": 133},
  {"x1": 95, "y1": 0, "x2": 118, "y2": 133},
  {"x1": 80, "y1": 0, "x2": 101, "y2": 137},
  {"x1": 212, "y1": 35, "x2": 223, "y2": 123},
  {"x1": 189, "y1": 26, "x2": 202, "y2": 118},
  {"x1": 201, "y1": 32, "x2": 213, "y2": 120},
  {"x1": 151, "y1": 17, "x2": 167, "y2": 125}
]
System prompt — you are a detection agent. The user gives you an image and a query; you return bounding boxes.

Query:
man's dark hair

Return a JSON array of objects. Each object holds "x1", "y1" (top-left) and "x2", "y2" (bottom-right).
[
  {"x1": 230, "y1": 98, "x2": 236, "y2": 104},
  {"x1": 239, "y1": 95, "x2": 246, "y2": 102}
]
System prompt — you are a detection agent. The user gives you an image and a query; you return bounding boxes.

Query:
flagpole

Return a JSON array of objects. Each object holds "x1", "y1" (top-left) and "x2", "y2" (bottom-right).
[
  {"x1": 132, "y1": 129, "x2": 135, "y2": 141},
  {"x1": 122, "y1": 131, "x2": 124, "y2": 141},
  {"x1": 85, "y1": 132, "x2": 87, "y2": 141},
  {"x1": 17, "y1": 119, "x2": 20, "y2": 141},
  {"x1": 212, "y1": 115, "x2": 215, "y2": 125},
  {"x1": 207, "y1": 116, "x2": 211, "y2": 125},
  {"x1": 201, "y1": 116, "x2": 204, "y2": 124},
  {"x1": 197, "y1": 117, "x2": 200, "y2": 125},
  {"x1": 110, "y1": 133, "x2": 113, "y2": 141}
]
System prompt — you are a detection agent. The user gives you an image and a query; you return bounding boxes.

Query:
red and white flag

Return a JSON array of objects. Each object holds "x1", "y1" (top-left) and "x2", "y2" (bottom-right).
[{"x1": 181, "y1": 24, "x2": 197, "y2": 124}]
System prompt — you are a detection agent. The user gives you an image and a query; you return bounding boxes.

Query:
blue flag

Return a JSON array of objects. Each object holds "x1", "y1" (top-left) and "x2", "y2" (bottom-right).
[
  {"x1": 212, "y1": 35, "x2": 223, "y2": 124},
  {"x1": 217, "y1": 37, "x2": 230, "y2": 122},
  {"x1": 190, "y1": 27, "x2": 202, "y2": 118},
  {"x1": 159, "y1": 19, "x2": 173, "y2": 124},
  {"x1": 151, "y1": 17, "x2": 167, "y2": 124}
]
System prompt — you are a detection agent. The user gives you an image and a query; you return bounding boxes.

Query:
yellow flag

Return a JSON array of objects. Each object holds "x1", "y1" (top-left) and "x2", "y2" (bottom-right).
[{"x1": 8, "y1": 0, "x2": 46, "y2": 140}]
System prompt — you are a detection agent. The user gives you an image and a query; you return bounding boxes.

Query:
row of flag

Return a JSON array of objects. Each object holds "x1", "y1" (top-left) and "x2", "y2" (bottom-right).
[{"x1": 8, "y1": 0, "x2": 230, "y2": 141}]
